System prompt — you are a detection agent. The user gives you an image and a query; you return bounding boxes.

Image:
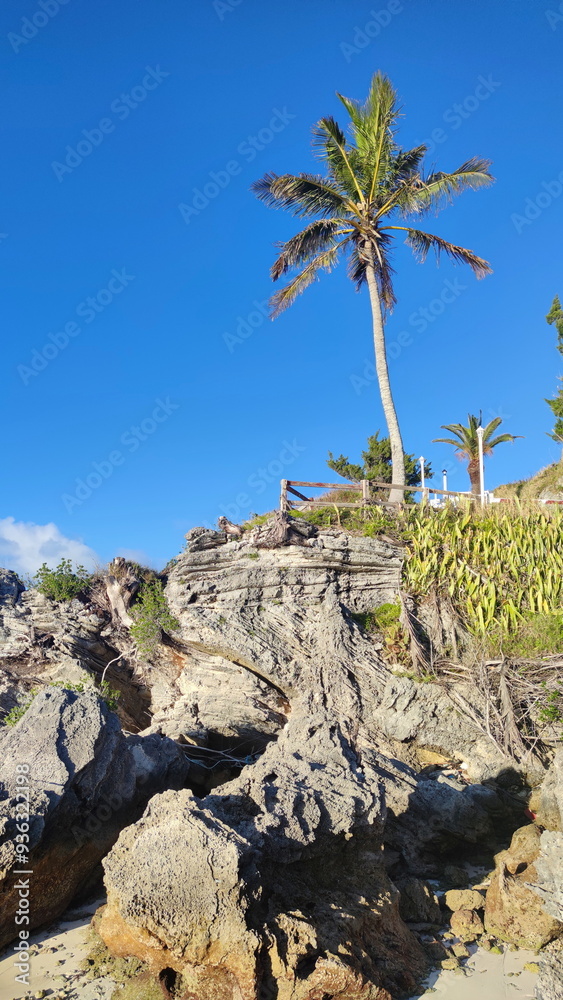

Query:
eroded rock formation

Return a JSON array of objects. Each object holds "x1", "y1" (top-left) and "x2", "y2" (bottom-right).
[
  {"x1": 100, "y1": 713, "x2": 427, "y2": 999},
  {"x1": 1, "y1": 520, "x2": 558, "y2": 997},
  {"x1": 0, "y1": 686, "x2": 188, "y2": 947}
]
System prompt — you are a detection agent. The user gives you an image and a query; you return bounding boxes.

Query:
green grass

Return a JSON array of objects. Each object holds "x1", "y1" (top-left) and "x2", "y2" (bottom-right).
[{"x1": 494, "y1": 462, "x2": 563, "y2": 500}]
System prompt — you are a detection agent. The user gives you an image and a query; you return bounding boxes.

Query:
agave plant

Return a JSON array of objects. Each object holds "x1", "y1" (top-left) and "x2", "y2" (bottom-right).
[
  {"x1": 252, "y1": 72, "x2": 494, "y2": 501},
  {"x1": 403, "y1": 503, "x2": 563, "y2": 636},
  {"x1": 433, "y1": 414, "x2": 521, "y2": 495}
]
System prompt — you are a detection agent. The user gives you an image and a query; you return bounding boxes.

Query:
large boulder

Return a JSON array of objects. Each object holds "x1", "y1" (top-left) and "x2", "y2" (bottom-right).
[
  {"x1": 484, "y1": 824, "x2": 562, "y2": 949},
  {"x1": 99, "y1": 712, "x2": 427, "y2": 1000},
  {"x1": 530, "y1": 752, "x2": 563, "y2": 1000},
  {"x1": 0, "y1": 687, "x2": 189, "y2": 947},
  {"x1": 532, "y1": 749, "x2": 563, "y2": 831}
]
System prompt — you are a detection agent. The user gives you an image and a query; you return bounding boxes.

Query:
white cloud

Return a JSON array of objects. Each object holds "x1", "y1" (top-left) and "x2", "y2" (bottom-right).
[{"x1": 0, "y1": 517, "x2": 99, "y2": 577}]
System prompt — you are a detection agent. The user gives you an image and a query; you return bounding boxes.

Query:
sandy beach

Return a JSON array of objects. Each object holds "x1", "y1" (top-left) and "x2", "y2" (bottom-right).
[
  {"x1": 0, "y1": 897, "x2": 112, "y2": 1000},
  {"x1": 407, "y1": 944, "x2": 539, "y2": 999}
]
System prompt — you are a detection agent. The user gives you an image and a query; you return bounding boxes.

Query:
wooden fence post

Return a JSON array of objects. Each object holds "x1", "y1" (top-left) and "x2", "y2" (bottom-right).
[
  {"x1": 280, "y1": 479, "x2": 288, "y2": 513},
  {"x1": 361, "y1": 480, "x2": 370, "y2": 505}
]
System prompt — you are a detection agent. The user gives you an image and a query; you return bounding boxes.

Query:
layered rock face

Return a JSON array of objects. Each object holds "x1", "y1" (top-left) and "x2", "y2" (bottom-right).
[
  {"x1": 0, "y1": 687, "x2": 188, "y2": 947},
  {"x1": 2, "y1": 520, "x2": 552, "y2": 997},
  {"x1": 96, "y1": 521, "x2": 533, "y2": 998},
  {"x1": 156, "y1": 524, "x2": 521, "y2": 784}
]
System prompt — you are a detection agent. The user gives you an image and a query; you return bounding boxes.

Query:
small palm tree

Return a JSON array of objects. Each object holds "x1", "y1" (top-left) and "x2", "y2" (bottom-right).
[
  {"x1": 252, "y1": 72, "x2": 494, "y2": 501},
  {"x1": 433, "y1": 415, "x2": 522, "y2": 495}
]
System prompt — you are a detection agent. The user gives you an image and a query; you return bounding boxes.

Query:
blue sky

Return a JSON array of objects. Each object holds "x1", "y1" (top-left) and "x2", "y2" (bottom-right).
[{"x1": 1, "y1": 0, "x2": 563, "y2": 573}]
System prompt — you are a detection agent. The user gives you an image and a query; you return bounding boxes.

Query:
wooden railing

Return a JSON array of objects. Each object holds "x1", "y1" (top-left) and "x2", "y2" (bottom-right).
[{"x1": 279, "y1": 479, "x2": 471, "y2": 512}]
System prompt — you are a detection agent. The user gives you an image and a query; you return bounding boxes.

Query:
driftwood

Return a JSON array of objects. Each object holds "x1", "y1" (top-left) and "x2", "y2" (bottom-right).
[
  {"x1": 253, "y1": 511, "x2": 317, "y2": 548},
  {"x1": 104, "y1": 557, "x2": 142, "y2": 627}
]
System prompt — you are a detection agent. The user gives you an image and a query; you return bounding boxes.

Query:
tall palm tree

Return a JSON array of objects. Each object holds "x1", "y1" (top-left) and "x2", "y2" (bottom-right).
[
  {"x1": 433, "y1": 414, "x2": 522, "y2": 495},
  {"x1": 251, "y1": 72, "x2": 494, "y2": 502}
]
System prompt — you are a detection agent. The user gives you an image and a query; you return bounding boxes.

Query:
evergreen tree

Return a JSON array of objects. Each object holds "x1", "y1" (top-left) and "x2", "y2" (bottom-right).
[
  {"x1": 546, "y1": 295, "x2": 563, "y2": 445},
  {"x1": 327, "y1": 431, "x2": 431, "y2": 489}
]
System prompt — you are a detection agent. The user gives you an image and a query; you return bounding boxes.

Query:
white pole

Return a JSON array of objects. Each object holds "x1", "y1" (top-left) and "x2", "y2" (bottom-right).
[
  {"x1": 442, "y1": 469, "x2": 448, "y2": 492},
  {"x1": 477, "y1": 426, "x2": 485, "y2": 505},
  {"x1": 420, "y1": 456, "x2": 429, "y2": 504}
]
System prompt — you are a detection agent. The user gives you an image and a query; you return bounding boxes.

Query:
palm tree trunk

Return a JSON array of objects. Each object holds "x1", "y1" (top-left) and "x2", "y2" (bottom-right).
[
  {"x1": 364, "y1": 259, "x2": 405, "y2": 504},
  {"x1": 467, "y1": 457, "x2": 481, "y2": 496}
]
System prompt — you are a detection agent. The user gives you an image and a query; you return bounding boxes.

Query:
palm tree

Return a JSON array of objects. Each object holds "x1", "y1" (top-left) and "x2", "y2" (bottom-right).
[
  {"x1": 433, "y1": 415, "x2": 522, "y2": 496},
  {"x1": 251, "y1": 72, "x2": 494, "y2": 502}
]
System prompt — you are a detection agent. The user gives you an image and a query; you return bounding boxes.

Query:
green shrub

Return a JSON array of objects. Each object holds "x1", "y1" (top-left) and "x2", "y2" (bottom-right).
[
  {"x1": 351, "y1": 601, "x2": 408, "y2": 664},
  {"x1": 130, "y1": 579, "x2": 180, "y2": 656},
  {"x1": 3, "y1": 689, "x2": 38, "y2": 726},
  {"x1": 33, "y1": 558, "x2": 92, "y2": 601}
]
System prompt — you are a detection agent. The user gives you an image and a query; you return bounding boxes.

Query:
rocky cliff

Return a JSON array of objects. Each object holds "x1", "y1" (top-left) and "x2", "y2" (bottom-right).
[{"x1": 0, "y1": 516, "x2": 560, "y2": 999}]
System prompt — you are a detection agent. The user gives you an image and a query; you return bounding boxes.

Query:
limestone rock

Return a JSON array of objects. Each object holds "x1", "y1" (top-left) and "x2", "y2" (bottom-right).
[
  {"x1": 396, "y1": 877, "x2": 442, "y2": 924},
  {"x1": 450, "y1": 908, "x2": 484, "y2": 941},
  {"x1": 444, "y1": 889, "x2": 485, "y2": 912},
  {"x1": 484, "y1": 824, "x2": 562, "y2": 949},
  {"x1": 99, "y1": 712, "x2": 427, "y2": 1000},
  {"x1": 534, "y1": 830, "x2": 563, "y2": 923},
  {"x1": 0, "y1": 687, "x2": 189, "y2": 947},
  {"x1": 533, "y1": 750, "x2": 563, "y2": 831},
  {"x1": 530, "y1": 751, "x2": 563, "y2": 963},
  {"x1": 535, "y1": 937, "x2": 563, "y2": 1000}
]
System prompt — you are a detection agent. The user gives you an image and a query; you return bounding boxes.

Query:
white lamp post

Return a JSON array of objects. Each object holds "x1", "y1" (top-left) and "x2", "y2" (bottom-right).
[
  {"x1": 419, "y1": 456, "x2": 430, "y2": 504},
  {"x1": 477, "y1": 425, "x2": 486, "y2": 505},
  {"x1": 442, "y1": 468, "x2": 448, "y2": 493}
]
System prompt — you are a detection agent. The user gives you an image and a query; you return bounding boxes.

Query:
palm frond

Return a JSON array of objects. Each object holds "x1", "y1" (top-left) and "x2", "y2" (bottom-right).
[
  {"x1": 311, "y1": 117, "x2": 364, "y2": 200},
  {"x1": 397, "y1": 227, "x2": 492, "y2": 278},
  {"x1": 433, "y1": 437, "x2": 465, "y2": 448},
  {"x1": 486, "y1": 433, "x2": 523, "y2": 449},
  {"x1": 482, "y1": 416, "x2": 503, "y2": 440},
  {"x1": 347, "y1": 241, "x2": 368, "y2": 291},
  {"x1": 336, "y1": 73, "x2": 400, "y2": 202},
  {"x1": 271, "y1": 219, "x2": 343, "y2": 279},
  {"x1": 408, "y1": 158, "x2": 495, "y2": 214},
  {"x1": 370, "y1": 231, "x2": 396, "y2": 310},
  {"x1": 269, "y1": 246, "x2": 340, "y2": 318},
  {"x1": 251, "y1": 172, "x2": 350, "y2": 218},
  {"x1": 393, "y1": 145, "x2": 428, "y2": 180}
]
